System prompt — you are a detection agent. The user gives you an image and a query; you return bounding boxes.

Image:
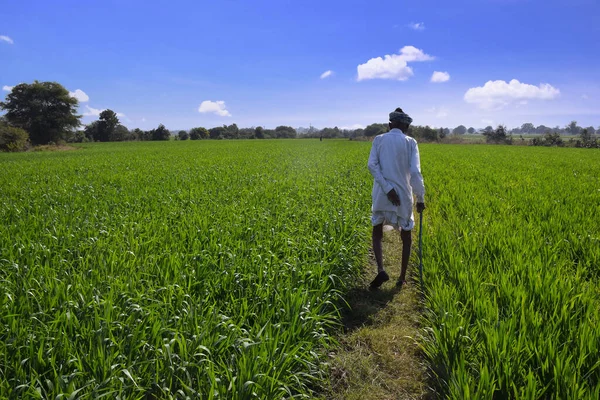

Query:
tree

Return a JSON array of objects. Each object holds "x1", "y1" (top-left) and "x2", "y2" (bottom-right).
[
  {"x1": 535, "y1": 125, "x2": 550, "y2": 134},
  {"x1": 254, "y1": 126, "x2": 264, "y2": 139},
  {"x1": 0, "y1": 81, "x2": 80, "y2": 145},
  {"x1": 364, "y1": 123, "x2": 387, "y2": 137},
  {"x1": 566, "y1": 121, "x2": 581, "y2": 135},
  {"x1": 452, "y1": 125, "x2": 467, "y2": 135},
  {"x1": 95, "y1": 109, "x2": 119, "y2": 142},
  {"x1": 484, "y1": 125, "x2": 511, "y2": 144},
  {"x1": 467, "y1": 127, "x2": 475, "y2": 134},
  {"x1": 224, "y1": 124, "x2": 239, "y2": 139},
  {"x1": 583, "y1": 126, "x2": 596, "y2": 136},
  {"x1": 439, "y1": 128, "x2": 447, "y2": 139},
  {"x1": 189, "y1": 127, "x2": 208, "y2": 140},
  {"x1": 0, "y1": 122, "x2": 29, "y2": 152},
  {"x1": 209, "y1": 126, "x2": 226, "y2": 139},
  {"x1": 178, "y1": 130, "x2": 189, "y2": 140},
  {"x1": 111, "y1": 124, "x2": 129, "y2": 142},
  {"x1": 151, "y1": 124, "x2": 170, "y2": 141},
  {"x1": 521, "y1": 123, "x2": 535, "y2": 133}
]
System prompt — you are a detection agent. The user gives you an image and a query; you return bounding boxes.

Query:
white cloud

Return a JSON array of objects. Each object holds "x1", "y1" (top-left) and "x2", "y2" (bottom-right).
[
  {"x1": 481, "y1": 119, "x2": 494, "y2": 126},
  {"x1": 198, "y1": 100, "x2": 231, "y2": 117},
  {"x1": 141, "y1": 117, "x2": 147, "y2": 122},
  {"x1": 83, "y1": 105, "x2": 125, "y2": 118},
  {"x1": 0, "y1": 35, "x2": 14, "y2": 44},
  {"x1": 464, "y1": 79, "x2": 560, "y2": 109},
  {"x1": 69, "y1": 89, "x2": 89, "y2": 103},
  {"x1": 408, "y1": 22, "x2": 425, "y2": 31},
  {"x1": 582, "y1": 94, "x2": 589, "y2": 100},
  {"x1": 2, "y1": 85, "x2": 13, "y2": 92},
  {"x1": 320, "y1": 70, "x2": 333, "y2": 79},
  {"x1": 431, "y1": 71, "x2": 450, "y2": 83},
  {"x1": 357, "y1": 46, "x2": 434, "y2": 81},
  {"x1": 340, "y1": 124, "x2": 365, "y2": 130}
]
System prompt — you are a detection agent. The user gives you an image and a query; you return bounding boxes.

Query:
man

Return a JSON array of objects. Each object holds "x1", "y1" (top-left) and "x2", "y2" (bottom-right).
[{"x1": 367, "y1": 107, "x2": 425, "y2": 289}]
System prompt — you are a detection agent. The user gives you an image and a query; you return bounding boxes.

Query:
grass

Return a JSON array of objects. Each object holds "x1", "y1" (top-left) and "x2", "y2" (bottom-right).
[
  {"x1": 0, "y1": 140, "x2": 373, "y2": 399},
  {"x1": 325, "y1": 226, "x2": 429, "y2": 400},
  {"x1": 1, "y1": 140, "x2": 598, "y2": 399}
]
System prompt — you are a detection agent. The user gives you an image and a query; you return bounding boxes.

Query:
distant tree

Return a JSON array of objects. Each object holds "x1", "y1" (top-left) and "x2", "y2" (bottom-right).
[
  {"x1": 0, "y1": 81, "x2": 80, "y2": 144},
  {"x1": 151, "y1": 124, "x2": 170, "y2": 141},
  {"x1": 224, "y1": 123, "x2": 239, "y2": 139},
  {"x1": 111, "y1": 124, "x2": 129, "y2": 142},
  {"x1": 566, "y1": 120, "x2": 581, "y2": 135},
  {"x1": 484, "y1": 125, "x2": 512, "y2": 144},
  {"x1": 483, "y1": 126, "x2": 494, "y2": 135},
  {"x1": 254, "y1": 126, "x2": 264, "y2": 139},
  {"x1": 364, "y1": 123, "x2": 387, "y2": 137},
  {"x1": 411, "y1": 125, "x2": 439, "y2": 142},
  {"x1": 178, "y1": 130, "x2": 189, "y2": 140},
  {"x1": 239, "y1": 127, "x2": 255, "y2": 139},
  {"x1": 439, "y1": 127, "x2": 447, "y2": 139},
  {"x1": 535, "y1": 125, "x2": 550, "y2": 134},
  {"x1": 0, "y1": 122, "x2": 29, "y2": 152},
  {"x1": 274, "y1": 125, "x2": 297, "y2": 138},
  {"x1": 452, "y1": 125, "x2": 467, "y2": 135},
  {"x1": 583, "y1": 126, "x2": 596, "y2": 136},
  {"x1": 130, "y1": 128, "x2": 143, "y2": 141},
  {"x1": 189, "y1": 127, "x2": 208, "y2": 140},
  {"x1": 521, "y1": 123, "x2": 535, "y2": 133},
  {"x1": 209, "y1": 126, "x2": 226, "y2": 139},
  {"x1": 94, "y1": 109, "x2": 119, "y2": 142},
  {"x1": 467, "y1": 127, "x2": 475, "y2": 134}
]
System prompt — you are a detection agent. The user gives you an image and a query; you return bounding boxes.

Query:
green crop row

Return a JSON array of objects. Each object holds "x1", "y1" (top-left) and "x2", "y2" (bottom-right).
[
  {"x1": 0, "y1": 140, "x2": 373, "y2": 399},
  {"x1": 420, "y1": 145, "x2": 600, "y2": 399}
]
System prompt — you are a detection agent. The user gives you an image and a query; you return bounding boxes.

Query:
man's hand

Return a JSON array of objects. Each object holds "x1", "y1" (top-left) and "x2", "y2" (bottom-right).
[
  {"x1": 416, "y1": 202, "x2": 426, "y2": 214},
  {"x1": 386, "y1": 189, "x2": 401, "y2": 206}
]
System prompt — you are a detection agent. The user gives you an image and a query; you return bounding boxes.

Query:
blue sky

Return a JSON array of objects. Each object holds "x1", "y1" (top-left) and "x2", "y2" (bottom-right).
[{"x1": 1, "y1": 0, "x2": 599, "y2": 130}]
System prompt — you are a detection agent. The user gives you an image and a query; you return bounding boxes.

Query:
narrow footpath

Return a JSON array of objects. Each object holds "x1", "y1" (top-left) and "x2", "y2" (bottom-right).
[{"x1": 325, "y1": 226, "x2": 432, "y2": 400}]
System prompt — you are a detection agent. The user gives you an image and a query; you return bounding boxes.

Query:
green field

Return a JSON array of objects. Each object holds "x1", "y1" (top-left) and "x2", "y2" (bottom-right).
[{"x1": 1, "y1": 140, "x2": 599, "y2": 399}]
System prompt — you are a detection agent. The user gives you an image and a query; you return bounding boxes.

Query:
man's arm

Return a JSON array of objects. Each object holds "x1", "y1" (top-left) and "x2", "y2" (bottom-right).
[
  {"x1": 410, "y1": 141, "x2": 425, "y2": 209},
  {"x1": 367, "y1": 137, "x2": 394, "y2": 195}
]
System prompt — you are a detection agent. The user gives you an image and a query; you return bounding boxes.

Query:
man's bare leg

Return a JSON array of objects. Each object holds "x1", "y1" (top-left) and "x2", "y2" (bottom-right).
[
  {"x1": 370, "y1": 224, "x2": 389, "y2": 288},
  {"x1": 398, "y1": 229, "x2": 412, "y2": 285},
  {"x1": 372, "y1": 223, "x2": 384, "y2": 272}
]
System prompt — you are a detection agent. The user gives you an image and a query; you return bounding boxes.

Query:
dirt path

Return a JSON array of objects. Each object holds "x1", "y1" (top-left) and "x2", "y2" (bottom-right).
[{"x1": 325, "y1": 226, "x2": 431, "y2": 400}]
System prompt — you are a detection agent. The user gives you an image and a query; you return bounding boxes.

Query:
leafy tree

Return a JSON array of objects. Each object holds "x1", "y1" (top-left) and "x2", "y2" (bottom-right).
[
  {"x1": 111, "y1": 124, "x2": 129, "y2": 142},
  {"x1": 178, "y1": 130, "x2": 189, "y2": 140},
  {"x1": 411, "y1": 125, "x2": 439, "y2": 141},
  {"x1": 521, "y1": 123, "x2": 535, "y2": 133},
  {"x1": 583, "y1": 126, "x2": 596, "y2": 136},
  {"x1": 96, "y1": 109, "x2": 119, "y2": 142},
  {"x1": 439, "y1": 128, "x2": 447, "y2": 139},
  {"x1": 239, "y1": 127, "x2": 255, "y2": 139},
  {"x1": 254, "y1": 126, "x2": 264, "y2": 139},
  {"x1": 453, "y1": 125, "x2": 467, "y2": 135},
  {"x1": 224, "y1": 124, "x2": 239, "y2": 139},
  {"x1": 131, "y1": 128, "x2": 144, "y2": 141},
  {"x1": 209, "y1": 126, "x2": 226, "y2": 139},
  {"x1": 484, "y1": 125, "x2": 512, "y2": 144},
  {"x1": 364, "y1": 123, "x2": 387, "y2": 137},
  {"x1": 535, "y1": 125, "x2": 550, "y2": 134},
  {"x1": 566, "y1": 120, "x2": 581, "y2": 135},
  {"x1": 467, "y1": 127, "x2": 475, "y2": 134},
  {"x1": 0, "y1": 81, "x2": 80, "y2": 145},
  {"x1": 189, "y1": 127, "x2": 208, "y2": 140},
  {"x1": 151, "y1": 124, "x2": 170, "y2": 141},
  {"x1": 84, "y1": 121, "x2": 100, "y2": 142},
  {"x1": 0, "y1": 122, "x2": 29, "y2": 151},
  {"x1": 274, "y1": 125, "x2": 297, "y2": 138}
]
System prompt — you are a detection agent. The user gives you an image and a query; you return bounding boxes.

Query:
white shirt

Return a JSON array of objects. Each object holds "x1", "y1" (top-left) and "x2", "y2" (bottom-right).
[{"x1": 367, "y1": 128, "x2": 425, "y2": 219}]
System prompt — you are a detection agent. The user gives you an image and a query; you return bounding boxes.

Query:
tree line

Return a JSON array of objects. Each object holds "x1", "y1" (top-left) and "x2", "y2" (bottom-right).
[{"x1": 1, "y1": 80, "x2": 598, "y2": 151}]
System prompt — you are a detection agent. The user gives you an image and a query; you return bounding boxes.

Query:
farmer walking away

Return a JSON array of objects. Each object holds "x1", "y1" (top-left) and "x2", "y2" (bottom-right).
[{"x1": 367, "y1": 107, "x2": 426, "y2": 289}]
